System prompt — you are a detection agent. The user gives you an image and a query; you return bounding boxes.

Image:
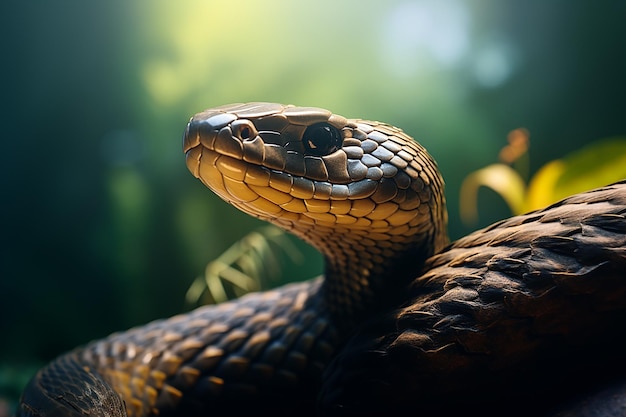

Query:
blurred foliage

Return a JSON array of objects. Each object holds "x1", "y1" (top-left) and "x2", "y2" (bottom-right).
[
  {"x1": 460, "y1": 133, "x2": 626, "y2": 224},
  {"x1": 2, "y1": 0, "x2": 626, "y2": 407},
  {"x1": 185, "y1": 226, "x2": 303, "y2": 306}
]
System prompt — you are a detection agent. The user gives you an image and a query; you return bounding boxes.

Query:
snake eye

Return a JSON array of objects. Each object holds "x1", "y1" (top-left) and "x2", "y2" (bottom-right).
[{"x1": 302, "y1": 123, "x2": 342, "y2": 156}]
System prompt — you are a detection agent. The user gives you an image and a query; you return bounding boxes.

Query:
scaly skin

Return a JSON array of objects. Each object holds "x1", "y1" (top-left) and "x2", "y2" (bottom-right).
[{"x1": 320, "y1": 181, "x2": 626, "y2": 416}]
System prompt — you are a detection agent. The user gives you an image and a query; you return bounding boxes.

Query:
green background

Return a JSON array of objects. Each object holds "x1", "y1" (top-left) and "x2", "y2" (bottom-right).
[{"x1": 1, "y1": 0, "x2": 625, "y2": 407}]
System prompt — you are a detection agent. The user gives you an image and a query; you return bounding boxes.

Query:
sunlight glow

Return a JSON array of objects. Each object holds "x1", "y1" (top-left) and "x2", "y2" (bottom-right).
[
  {"x1": 380, "y1": 0, "x2": 470, "y2": 77},
  {"x1": 138, "y1": 1, "x2": 269, "y2": 106},
  {"x1": 472, "y1": 42, "x2": 516, "y2": 88}
]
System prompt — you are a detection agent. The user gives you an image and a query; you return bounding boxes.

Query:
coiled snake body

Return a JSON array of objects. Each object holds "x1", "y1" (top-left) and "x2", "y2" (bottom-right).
[{"x1": 19, "y1": 103, "x2": 626, "y2": 417}]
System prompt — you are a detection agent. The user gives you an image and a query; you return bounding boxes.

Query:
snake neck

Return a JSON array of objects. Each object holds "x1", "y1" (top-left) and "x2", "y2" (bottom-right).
[
  {"x1": 326, "y1": 235, "x2": 448, "y2": 325},
  {"x1": 278, "y1": 205, "x2": 449, "y2": 326}
]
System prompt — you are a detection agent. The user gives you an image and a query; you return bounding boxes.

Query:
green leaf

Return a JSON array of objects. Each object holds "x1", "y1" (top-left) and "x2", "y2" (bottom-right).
[
  {"x1": 526, "y1": 138, "x2": 626, "y2": 211},
  {"x1": 185, "y1": 226, "x2": 303, "y2": 306}
]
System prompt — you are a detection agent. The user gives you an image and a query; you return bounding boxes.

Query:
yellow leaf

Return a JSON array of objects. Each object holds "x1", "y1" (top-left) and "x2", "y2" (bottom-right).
[
  {"x1": 526, "y1": 138, "x2": 626, "y2": 211},
  {"x1": 460, "y1": 163, "x2": 526, "y2": 224}
]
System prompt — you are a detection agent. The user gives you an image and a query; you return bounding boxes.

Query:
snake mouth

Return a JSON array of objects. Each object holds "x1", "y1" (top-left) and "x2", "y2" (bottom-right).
[{"x1": 184, "y1": 143, "x2": 385, "y2": 226}]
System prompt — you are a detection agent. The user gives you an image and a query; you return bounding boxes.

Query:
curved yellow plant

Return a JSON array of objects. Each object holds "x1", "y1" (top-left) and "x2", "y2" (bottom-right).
[{"x1": 461, "y1": 135, "x2": 626, "y2": 225}]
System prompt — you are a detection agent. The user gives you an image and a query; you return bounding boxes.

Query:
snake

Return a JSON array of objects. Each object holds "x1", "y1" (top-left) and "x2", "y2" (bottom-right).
[{"x1": 18, "y1": 103, "x2": 626, "y2": 417}]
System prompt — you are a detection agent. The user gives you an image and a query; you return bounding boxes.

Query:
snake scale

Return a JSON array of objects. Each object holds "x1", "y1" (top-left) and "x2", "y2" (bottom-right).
[{"x1": 18, "y1": 103, "x2": 626, "y2": 417}]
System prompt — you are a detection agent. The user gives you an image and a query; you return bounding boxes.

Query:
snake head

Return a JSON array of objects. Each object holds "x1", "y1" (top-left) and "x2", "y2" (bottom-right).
[{"x1": 183, "y1": 103, "x2": 448, "y2": 295}]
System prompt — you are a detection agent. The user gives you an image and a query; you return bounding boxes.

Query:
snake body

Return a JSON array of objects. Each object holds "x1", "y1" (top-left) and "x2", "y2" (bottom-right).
[
  {"x1": 321, "y1": 183, "x2": 626, "y2": 415},
  {"x1": 18, "y1": 103, "x2": 626, "y2": 417}
]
